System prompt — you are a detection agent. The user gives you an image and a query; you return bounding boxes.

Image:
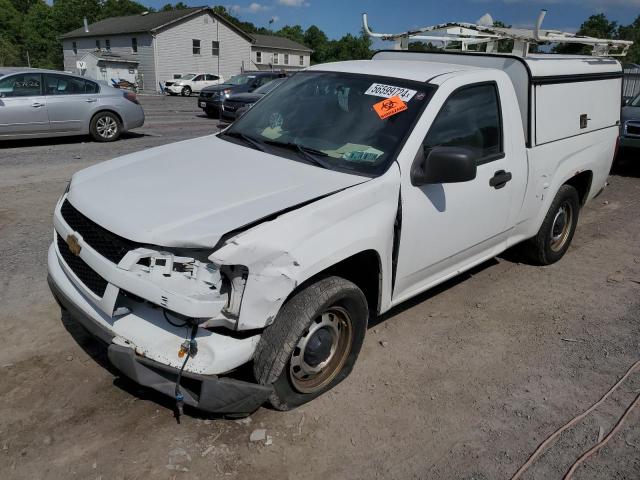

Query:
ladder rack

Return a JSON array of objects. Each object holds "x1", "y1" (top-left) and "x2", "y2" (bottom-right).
[{"x1": 362, "y1": 10, "x2": 632, "y2": 58}]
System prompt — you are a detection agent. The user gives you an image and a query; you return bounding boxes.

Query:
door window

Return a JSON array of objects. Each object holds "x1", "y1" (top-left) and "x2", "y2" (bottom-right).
[
  {"x1": 44, "y1": 74, "x2": 96, "y2": 95},
  {"x1": 205, "y1": 74, "x2": 219, "y2": 81},
  {"x1": 193, "y1": 75, "x2": 204, "y2": 82},
  {"x1": 0, "y1": 73, "x2": 43, "y2": 97},
  {"x1": 424, "y1": 83, "x2": 503, "y2": 163}
]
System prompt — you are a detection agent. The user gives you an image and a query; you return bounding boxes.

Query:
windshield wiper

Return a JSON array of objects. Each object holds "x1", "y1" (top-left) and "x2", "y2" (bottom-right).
[
  {"x1": 222, "y1": 131, "x2": 265, "y2": 152},
  {"x1": 261, "y1": 139, "x2": 330, "y2": 169}
]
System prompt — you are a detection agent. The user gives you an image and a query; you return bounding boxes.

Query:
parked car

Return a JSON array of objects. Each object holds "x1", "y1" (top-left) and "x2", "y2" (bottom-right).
[
  {"x1": 198, "y1": 72, "x2": 286, "y2": 118},
  {"x1": 620, "y1": 92, "x2": 640, "y2": 150},
  {"x1": 164, "y1": 73, "x2": 224, "y2": 96},
  {"x1": 0, "y1": 68, "x2": 144, "y2": 142},
  {"x1": 49, "y1": 51, "x2": 618, "y2": 417},
  {"x1": 221, "y1": 76, "x2": 288, "y2": 121}
]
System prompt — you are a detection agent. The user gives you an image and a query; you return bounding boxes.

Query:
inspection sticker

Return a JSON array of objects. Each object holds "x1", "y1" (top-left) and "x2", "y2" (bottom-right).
[
  {"x1": 372, "y1": 96, "x2": 407, "y2": 120},
  {"x1": 365, "y1": 83, "x2": 417, "y2": 102}
]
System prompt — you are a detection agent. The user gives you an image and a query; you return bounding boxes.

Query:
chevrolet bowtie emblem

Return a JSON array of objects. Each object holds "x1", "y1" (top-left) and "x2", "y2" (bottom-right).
[{"x1": 66, "y1": 234, "x2": 81, "y2": 256}]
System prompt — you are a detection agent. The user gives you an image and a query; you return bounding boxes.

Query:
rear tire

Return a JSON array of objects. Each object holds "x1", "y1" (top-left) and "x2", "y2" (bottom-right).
[
  {"x1": 524, "y1": 184, "x2": 580, "y2": 265},
  {"x1": 90, "y1": 111, "x2": 122, "y2": 142},
  {"x1": 253, "y1": 276, "x2": 368, "y2": 411}
]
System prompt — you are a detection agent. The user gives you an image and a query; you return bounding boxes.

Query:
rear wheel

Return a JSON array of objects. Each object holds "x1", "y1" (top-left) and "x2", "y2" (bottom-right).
[
  {"x1": 524, "y1": 185, "x2": 580, "y2": 265},
  {"x1": 253, "y1": 276, "x2": 368, "y2": 410},
  {"x1": 181, "y1": 86, "x2": 192, "y2": 96},
  {"x1": 90, "y1": 111, "x2": 122, "y2": 142}
]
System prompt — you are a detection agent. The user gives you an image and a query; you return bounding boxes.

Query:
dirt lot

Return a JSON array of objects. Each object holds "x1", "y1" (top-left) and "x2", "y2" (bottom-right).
[{"x1": 1, "y1": 95, "x2": 639, "y2": 480}]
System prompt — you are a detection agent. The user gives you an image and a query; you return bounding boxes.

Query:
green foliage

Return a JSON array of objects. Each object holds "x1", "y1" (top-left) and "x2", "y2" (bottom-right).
[
  {"x1": 99, "y1": 0, "x2": 149, "y2": 20},
  {"x1": 3, "y1": 4, "x2": 638, "y2": 71}
]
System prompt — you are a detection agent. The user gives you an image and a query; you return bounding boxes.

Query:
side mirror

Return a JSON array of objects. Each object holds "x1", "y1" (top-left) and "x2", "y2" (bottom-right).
[{"x1": 411, "y1": 146, "x2": 477, "y2": 186}]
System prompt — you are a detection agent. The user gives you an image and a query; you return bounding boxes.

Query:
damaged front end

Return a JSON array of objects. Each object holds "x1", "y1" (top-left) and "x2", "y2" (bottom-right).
[{"x1": 48, "y1": 196, "x2": 273, "y2": 415}]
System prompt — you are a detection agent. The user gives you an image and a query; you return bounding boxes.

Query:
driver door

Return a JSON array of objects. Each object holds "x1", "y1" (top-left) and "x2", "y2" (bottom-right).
[{"x1": 393, "y1": 82, "x2": 514, "y2": 302}]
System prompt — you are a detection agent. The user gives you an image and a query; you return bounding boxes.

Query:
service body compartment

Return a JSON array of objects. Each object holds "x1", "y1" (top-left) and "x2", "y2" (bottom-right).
[{"x1": 534, "y1": 78, "x2": 622, "y2": 145}]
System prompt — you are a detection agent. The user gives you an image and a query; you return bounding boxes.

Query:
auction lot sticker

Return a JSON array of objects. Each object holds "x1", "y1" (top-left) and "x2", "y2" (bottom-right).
[
  {"x1": 373, "y1": 96, "x2": 408, "y2": 120},
  {"x1": 365, "y1": 83, "x2": 417, "y2": 102}
]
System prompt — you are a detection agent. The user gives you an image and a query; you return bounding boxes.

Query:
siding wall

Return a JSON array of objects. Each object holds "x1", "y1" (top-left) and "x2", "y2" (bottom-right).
[
  {"x1": 251, "y1": 47, "x2": 309, "y2": 71},
  {"x1": 62, "y1": 34, "x2": 155, "y2": 91},
  {"x1": 155, "y1": 12, "x2": 252, "y2": 88}
]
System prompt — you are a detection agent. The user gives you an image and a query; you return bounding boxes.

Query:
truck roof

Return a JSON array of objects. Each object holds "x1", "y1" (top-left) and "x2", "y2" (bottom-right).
[{"x1": 306, "y1": 59, "x2": 481, "y2": 83}]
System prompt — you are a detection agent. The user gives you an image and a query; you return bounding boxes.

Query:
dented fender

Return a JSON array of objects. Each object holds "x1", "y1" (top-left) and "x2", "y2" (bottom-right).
[{"x1": 210, "y1": 164, "x2": 402, "y2": 330}]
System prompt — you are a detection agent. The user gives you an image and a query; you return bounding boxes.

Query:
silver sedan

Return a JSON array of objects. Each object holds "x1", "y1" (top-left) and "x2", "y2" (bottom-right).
[{"x1": 0, "y1": 68, "x2": 145, "y2": 142}]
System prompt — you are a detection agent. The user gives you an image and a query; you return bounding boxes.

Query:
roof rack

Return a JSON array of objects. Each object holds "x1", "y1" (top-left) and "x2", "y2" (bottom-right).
[{"x1": 362, "y1": 10, "x2": 633, "y2": 58}]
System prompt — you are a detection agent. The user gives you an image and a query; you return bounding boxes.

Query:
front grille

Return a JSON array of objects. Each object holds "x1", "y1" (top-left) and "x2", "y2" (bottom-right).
[
  {"x1": 626, "y1": 122, "x2": 640, "y2": 137},
  {"x1": 60, "y1": 199, "x2": 141, "y2": 264},
  {"x1": 165, "y1": 81, "x2": 174, "y2": 87},
  {"x1": 57, "y1": 233, "x2": 108, "y2": 297},
  {"x1": 200, "y1": 92, "x2": 214, "y2": 99}
]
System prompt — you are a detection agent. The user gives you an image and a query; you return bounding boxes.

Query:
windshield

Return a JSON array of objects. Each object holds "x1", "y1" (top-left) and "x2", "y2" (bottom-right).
[
  {"x1": 228, "y1": 74, "x2": 256, "y2": 85},
  {"x1": 253, "y1": 77, "x2": 286, "y2": 95},
  {"x1": 223, "y1": 71, "x2": 435, "y2": 176},
  {"x1": 179, "y1": 74, "x2": 197, "y2": 81}
]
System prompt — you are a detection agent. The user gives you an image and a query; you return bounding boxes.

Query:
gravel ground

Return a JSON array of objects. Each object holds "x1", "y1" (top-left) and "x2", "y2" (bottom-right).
[{"x1": 1, "y1": 95, "x2": 639, "y2": 480}]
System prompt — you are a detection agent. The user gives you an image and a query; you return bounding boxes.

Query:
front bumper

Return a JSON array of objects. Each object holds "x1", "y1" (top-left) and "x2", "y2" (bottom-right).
[
  {"x1": 165, "y1": 85, "x2": 186, "y2": 95},
  {"x1": 198, "y1": 97, "x2": 223, "y2": 111},
  {"x1": 48, "y1": 262, "x2": 273, "y2": 414},
  {"x1": 620, "y1": 135, "x2": 640, "y2": 149}
]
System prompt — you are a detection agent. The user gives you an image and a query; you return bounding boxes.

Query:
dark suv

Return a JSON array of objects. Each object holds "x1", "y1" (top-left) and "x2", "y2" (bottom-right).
[{"x1": 198, "y1": 72, "x2": 286, "y2": 118}]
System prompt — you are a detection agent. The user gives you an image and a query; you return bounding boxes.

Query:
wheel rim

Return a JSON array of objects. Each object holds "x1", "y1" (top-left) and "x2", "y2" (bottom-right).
[
  {"x1": 289, "y1": 306, "x2": 353, "y2": 394},
  {"x1": 550, "y1": 201, "x2": 573, "y2": 252},
  {"x1": 96, "y1": 116, "x2": 118, "y2": 139},
  {"x1": 183, "y1": 87, "x2": 191, "y2": 96}
]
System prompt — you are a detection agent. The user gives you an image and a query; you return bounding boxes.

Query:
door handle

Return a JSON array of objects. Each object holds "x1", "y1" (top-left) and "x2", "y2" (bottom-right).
[
  {"x1": 85, "y1": 98, "x2": 97, "y2": 103},
  {"x1": 31, "y1": 102, "x2": 44, "y2": 108},
  {"x1": 489, "y1": 170, "x2": 512, "y2": 189}
]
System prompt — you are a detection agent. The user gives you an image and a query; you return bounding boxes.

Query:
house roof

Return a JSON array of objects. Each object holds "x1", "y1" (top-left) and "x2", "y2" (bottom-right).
[
  {"x1": 250, "y1": 34, "x2": 312, "y2": 52},
  {"x1": 84, "y1": 51, "x2": 139, "y2": 64},
  {"x1": 61, "y1": 7, "x2": 252, "y2": 41}
]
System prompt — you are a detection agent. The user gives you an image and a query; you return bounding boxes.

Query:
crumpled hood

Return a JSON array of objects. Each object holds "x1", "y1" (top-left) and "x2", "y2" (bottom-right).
[{"x1": 68, "y1": 135, "x2": 368, "y2": 248}]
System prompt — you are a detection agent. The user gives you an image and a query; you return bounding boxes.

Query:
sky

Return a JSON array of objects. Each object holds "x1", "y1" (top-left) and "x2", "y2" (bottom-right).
[{"x1": 140, "y1": 0, "x2": 640, "y2": 39}]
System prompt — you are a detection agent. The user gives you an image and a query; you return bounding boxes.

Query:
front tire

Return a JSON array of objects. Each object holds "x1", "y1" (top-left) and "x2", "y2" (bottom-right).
[
  {"x1": 524, "y1": 184, "x2": 580, "y2": 265},
  {"x1": 204, "y1": 108, "x2": 218, "y2": 119},
  {"x1": 253, "y1": 276, "x2": 368, "y2": 411},
  {"x1": 181, "y1": 86, "x2": 192, "y2": 96},
  {"x1": 90, "y1": 111, "x2": 122, "y2": 142}
]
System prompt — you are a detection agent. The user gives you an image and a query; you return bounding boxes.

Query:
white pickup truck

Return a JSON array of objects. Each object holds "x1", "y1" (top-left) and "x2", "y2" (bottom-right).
[{"x1": 48, "y1": 45, "x2": 623, "y2": 415}]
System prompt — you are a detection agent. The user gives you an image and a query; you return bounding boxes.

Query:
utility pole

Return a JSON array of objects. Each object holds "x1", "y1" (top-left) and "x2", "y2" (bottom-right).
[{"x1": 26, "y1": 50, "x2": 31, "y2": 68}]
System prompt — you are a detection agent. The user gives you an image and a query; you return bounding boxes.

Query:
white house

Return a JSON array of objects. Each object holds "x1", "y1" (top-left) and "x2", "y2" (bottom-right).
[{"x1": 61, "y1": 7, "x2": 312, "y2": 93}]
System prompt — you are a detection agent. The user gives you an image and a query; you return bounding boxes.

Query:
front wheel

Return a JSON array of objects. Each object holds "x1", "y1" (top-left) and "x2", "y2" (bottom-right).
[
  {"x1": 524, "y1": 184, "x2": 580, "y2": 265},
  {"x1": 253, "y1": 276, "x2": 368, "y2": 411},
  {"x1": 181, "y1": 86, "x2": 192, "y2": 96}
]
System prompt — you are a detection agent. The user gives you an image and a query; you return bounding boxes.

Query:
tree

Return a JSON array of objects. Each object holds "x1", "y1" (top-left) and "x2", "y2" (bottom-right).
[
  {"x1": 276, "y1": 25, "x2": 305, "y2": 46},
  {"x1": 408, "y1": 41, "x2": 441, "y2": 52},
  {"x1": 160, "y1": 2, "x2": 187, "y2": 11},
  {"x1": 0, "y1": 0, "x2": 22, "y2": 66},
  {"x1": 555, "y1": 13, "x2": 618, "y2": 55},
  {"x1": 618, "y1": 15, "x2": 640, "y2": 64},
  {"x1": 99, "y1": 0, "x2": 149, "y2": 20},
  {"x1": 10, "y1": 0, "x2": 38, "y2": 14},
  {"x1": 22, "y1": 0, "x2": 61, "y2": 68},
  {"x1": 304, "y1": 25, "x2": 328, "y2": 63},
  {"x1": 51, "y1": 0, "x2": 101, "y2": 37}
]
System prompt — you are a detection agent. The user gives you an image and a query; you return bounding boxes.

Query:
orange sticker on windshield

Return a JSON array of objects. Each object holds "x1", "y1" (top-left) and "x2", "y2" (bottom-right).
[{"x1": 373, "y1": 95, "x2": 407, "y2": 120}]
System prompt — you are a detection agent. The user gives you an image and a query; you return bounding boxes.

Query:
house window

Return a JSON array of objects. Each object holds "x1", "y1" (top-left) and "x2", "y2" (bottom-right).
[
  {"x1": 212, "y1": 41, "x2": 219, "y2": 56},
  {"x1": 193, "y1": 39, "x2": 201, "y2": 55},
  {"x1": 284, "y1": 53, "x2": 289, "y2": 65},
  {"x1": 131, "y1": 37, "x2": 138, "y2": 53},
  {"x1": 105, "y1": 39, "x2": 111, "y2": 51},
  {"x1": 273, "y1": 53, "x2": 279, "y2": 64},
  {"x1": 96, "y1": 40, "x2": 101, "y2": 49},
  {"x1": 72, "y1": 41, "x2": 77, "y2": 55},
  {"x1": 299, "y1": 55, "x2": 304, "y2": 66},
  {"x1": 256, "y1": 51, "x2": 262, "y2": 63}
]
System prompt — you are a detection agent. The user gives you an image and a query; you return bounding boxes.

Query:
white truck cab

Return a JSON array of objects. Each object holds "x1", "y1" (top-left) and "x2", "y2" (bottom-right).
[{"x1": 48, "y1": 16, "x2": 626, "y2": 416}]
